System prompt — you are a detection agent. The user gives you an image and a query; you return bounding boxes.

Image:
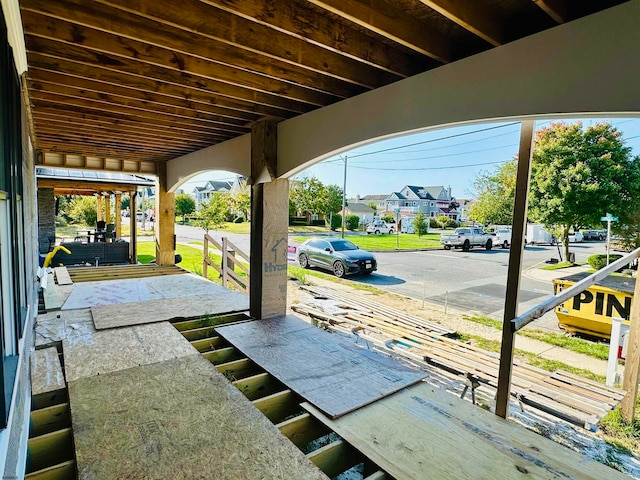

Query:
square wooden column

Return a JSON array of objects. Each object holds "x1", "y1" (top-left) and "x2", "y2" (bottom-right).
[
  {"x1": 96, "y1": 195, "x2": 103, "y2": 222},
  {"x1": 129, "y1": 190, "x2": 137, "y2": 264},
  {"x1": 249, "y1": 120, "x2": 289, "y2": 319},
  {"x1": 104, "y1": 194, "x2": 111, "y2": 224},
  {"x1": 115, "y1": 193, "x2": 122, "y2": 238},
  {"x1": 155, "y1": 162, "x2": 176, "y2": 266}
]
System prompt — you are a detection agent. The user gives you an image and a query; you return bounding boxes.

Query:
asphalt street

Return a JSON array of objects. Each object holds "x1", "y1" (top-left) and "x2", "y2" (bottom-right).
[{"x1": 173, "y1": 224, "x2": 609, "y2": 331}]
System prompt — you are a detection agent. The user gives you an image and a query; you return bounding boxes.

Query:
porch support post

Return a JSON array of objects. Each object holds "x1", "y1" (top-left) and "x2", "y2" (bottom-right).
[
  {"x1": 96, "y1": 195, "x2": 103, "y2": 222},
  {"x1": 249, "y1": 120, "x2": 288, "y2": 319},
  {"x1": 155, "y1": 162, "x2": 176, "y2": 266},
  {"x1": 129, "y1": 190, "x2": 137, "y2": 264},
  {"x1": 115, "y1": 193, "x2": 122, "y2": 238},
  {"x1": 104, "y1": 193, "x2": 111, "y2": 224},
  {"x1": 495, "y1": 120, "x2": 535, "y2": 419},
  {"x1": 621, "y1": 276, "x2": 640, "y2": 421}
]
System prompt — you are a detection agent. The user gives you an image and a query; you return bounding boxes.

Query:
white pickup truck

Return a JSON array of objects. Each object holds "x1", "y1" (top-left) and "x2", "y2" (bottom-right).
[{"x1": 440, "y1": 227, "x2": 493, "y2": 251}]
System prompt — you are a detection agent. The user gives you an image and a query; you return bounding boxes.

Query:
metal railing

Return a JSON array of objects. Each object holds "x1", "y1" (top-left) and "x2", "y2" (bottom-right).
[{"x1": 511, "y1": 247, "x2": 640, "y2": 332}]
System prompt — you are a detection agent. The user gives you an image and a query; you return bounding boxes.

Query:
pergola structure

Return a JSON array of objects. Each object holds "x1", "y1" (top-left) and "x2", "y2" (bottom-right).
[
  {"x1": 35, "y1": 167, "x2": 154, "y2": 259},
  {"x1": 2, "y1": 1, "x2": 640, "y2": 476}
]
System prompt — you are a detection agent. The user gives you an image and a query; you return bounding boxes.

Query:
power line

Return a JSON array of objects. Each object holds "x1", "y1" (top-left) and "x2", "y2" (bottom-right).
[
  {"x1": 348, "y1": 159, "x2": 511, "y2": 171},
  {"x1": 346, "y1": 143, "x2": 518, "y2": 164}
]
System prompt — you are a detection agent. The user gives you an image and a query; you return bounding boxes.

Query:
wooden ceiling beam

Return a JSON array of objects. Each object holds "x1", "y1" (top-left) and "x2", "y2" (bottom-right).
[
  {"x1": 36, "y1": 134, "x2": 194, "y2": 156},
  {"x1": 33, "y1": 123, "x2": 216, "y2": 150},
  {"x1": 37, "y1": 139, "x2": 181, "y2": 162},
  {"x1": 25, "y1": 39, "x2": 318, "y2": 115},
  {"x1": 29, "y1": 93, "x2": 249, "y2": 136},
  {"x1": 27, "y1": 55, "x2": 303, "y2": 119},
  {"x1": 32, "y1": 106, "x2": 236, "y2": 139},
  {"x1": 29, "y1": 69, "x2": 260, "y2": 123},
  {"x1": 28, "y1": 79, "x2": 251, "y2": 129},
  {"x1": 419, "y1": 0, "x2": 503, "y2": 46},
  {"x1": 98, "y1": 0, "x2": 421, "y2": 78},
  {"x1": 22, "y1": 18, "x2": 342, "y2": 108},
  {"x1": 307, "y1": 0, "x2": 451, "y2": 62},
  {"x1": 22, "y1": 0, "x2": 395, "y2": 90},
  {"x1": 32, "y1": 113, "x2": 226, "y2": 144},
  {"x1": 532, "y1": 0, "x2": 567, "y2": 24},
  {"x1": 195, "y1": 0, "x2": 426, "y2": 78}
]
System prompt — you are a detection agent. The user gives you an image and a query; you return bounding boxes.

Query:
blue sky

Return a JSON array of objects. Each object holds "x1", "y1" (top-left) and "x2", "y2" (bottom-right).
[{"x1": 180, "y1": 117, "x2": 640, "y2": 200}]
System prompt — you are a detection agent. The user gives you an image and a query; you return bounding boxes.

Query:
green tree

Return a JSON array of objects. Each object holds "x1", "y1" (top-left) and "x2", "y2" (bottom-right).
[
  {"x1": 193, "y1": 193, "x2": 229, "y2": 233},
  {"x1": 289, "y1": 176, "x2": 343, "y2": 222},
  {"x1": 67, "y1": 196, "x2": 98, "y2": 226},
  {"x1": 120, "y1": 194, "x2": 130, "y2": 211},
  {"x1": 231, "y1": 179, "x2": 251, "y2": 220},
  {"x1": 436, "y1": 215, "x2": 450, "y2": 229},
  {"x1": 413, "y1": 212, "x2": 428, "y2": 237},
  {"x1": 366, "y1": 201, "x2": 378, "y2": 215},
  {"x1": 529, "y1": 122, "x2": 640, "y2": 259},
  {"x1": 175, "y1": 193, "x2": 196, "y2": 224},
  {"x1": 468, "y1": 159, "x2": 517, "y2": 226}
]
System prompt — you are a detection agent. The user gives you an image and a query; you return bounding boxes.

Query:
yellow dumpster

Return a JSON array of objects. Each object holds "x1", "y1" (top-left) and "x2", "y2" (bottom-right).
[{"x1": 553, "y1": 272, "x2": 634, "y2": 339}]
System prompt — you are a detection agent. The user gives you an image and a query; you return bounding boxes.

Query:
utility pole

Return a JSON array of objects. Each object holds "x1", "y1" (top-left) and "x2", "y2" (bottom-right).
[{"x1": 341, "y1": 155, "x2": 347, "y2": 239}]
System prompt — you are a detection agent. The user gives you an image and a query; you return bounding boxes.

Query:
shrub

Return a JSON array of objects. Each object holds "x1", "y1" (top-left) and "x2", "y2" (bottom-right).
[
  {"x1": 330, "y1": 214, "x2": 342, "y2": 231},
  {"x1": 382, "y1": 214, "x2": 395, "y2": 224},
  {"x1": 346, "y1": 214, "x2": 360, "y2": 230},
  {"x1": 311, "y1": 219, "x2": 326, "y2": 226},
  {"x1": 429, "y1": 217, "x2": 439, "y2": 228},
  {"x1": 67, "y1": 196, "x2": 98, "y2": 226},
  {"x1": 588, "y1": 254, "x2": 623, "y2": 270}
]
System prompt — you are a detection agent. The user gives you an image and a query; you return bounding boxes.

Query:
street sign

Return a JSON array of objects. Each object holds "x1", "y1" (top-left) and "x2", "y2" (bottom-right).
[{"x1": 601, "y1": 215, "x2": 618, "y2": 222}]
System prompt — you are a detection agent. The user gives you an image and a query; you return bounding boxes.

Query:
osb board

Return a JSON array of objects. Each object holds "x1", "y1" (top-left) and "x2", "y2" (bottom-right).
[
  {"x1": 62, "y1": 273, "x2": 228, "y2": 310},
  {"x1": 68, "y1": 355, "x2": 328, "y2": 480},
  {"x1": 30, "y1": 347, "x2": 65, "y2": 396},
  {"x1": 302, "y1": 383, "x2": 628, "y2": 480},
  {"x1": 91, "y1": 288, "x2": 249, "y2": 330},
  {"x1": 54, "y1": 266, "x2": 73, "y2": 285},
  {"x1": 35, "y1": 309, "x2": 95, "y2": 347},
  {"x1": 216, "y1": 315, "x2": 426, "y2": 418},
  {"x1": 42, "y1": 273, "x2": 63, "y2": 311},
  {"x1": 63, "y1": 322, "x2": 198, "y2": 382}
]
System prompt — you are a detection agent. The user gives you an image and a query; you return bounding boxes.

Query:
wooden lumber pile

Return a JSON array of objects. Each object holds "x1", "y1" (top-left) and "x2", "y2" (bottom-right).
[
  {"x1": 67, "y1": 264, "x2": 187, "y2": 283},
  {"x1": 292, "y1": 285, "x2": 624, "y2": 429},
  {"x1": 298, "y1": 285, "x2": 455, "y2": 338}
]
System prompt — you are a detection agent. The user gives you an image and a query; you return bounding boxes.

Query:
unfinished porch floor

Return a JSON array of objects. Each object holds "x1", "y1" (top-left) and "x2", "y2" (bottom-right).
[{"x1": 31, "y1": 267, "x2": 630, "y2": 479}]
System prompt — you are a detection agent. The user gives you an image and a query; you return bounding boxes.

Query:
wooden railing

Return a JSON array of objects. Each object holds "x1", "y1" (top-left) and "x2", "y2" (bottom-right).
[{"x1": 202, "y1": 234, "x2": 250, "y2": 295}]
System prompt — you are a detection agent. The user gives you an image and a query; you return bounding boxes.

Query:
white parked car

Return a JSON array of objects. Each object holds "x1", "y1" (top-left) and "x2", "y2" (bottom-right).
[
  {"x1": 366, "y1": 220, "x2": 394, "y2": 235},
  {"x1": 568, "y1": 231, "x2": 584, "y2": 243}
]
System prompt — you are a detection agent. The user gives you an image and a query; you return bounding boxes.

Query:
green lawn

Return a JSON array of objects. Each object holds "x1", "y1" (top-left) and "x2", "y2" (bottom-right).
[
  {"x1": 136, "y1": 242, "x2": 247, "y2": 284},
  {"x1": 293, "y1": 232, "x2": 442, "y2": 250}
]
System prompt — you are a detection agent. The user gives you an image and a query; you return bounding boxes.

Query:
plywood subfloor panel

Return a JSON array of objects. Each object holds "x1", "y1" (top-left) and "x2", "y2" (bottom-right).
[
  {"x1": 63, "y1": 322, "x2": 198, "y2": 382},
  {"x1": 62, "y1": 273, "x2": 231, "y2": 310},
  {"x1": 91, "y1": 288, "x2": 249, "y2": 330},
  {"x1": 216, "y1": 315, "x2": 426, "y2": 418},
  {"x1": 68, "y1": 355, "x2": 328, "y2": 480},
  {"x1": 31, "y1": 347, "x2": 65, "y2": 396},
  {"x1": 42, "y1": 274, "x2": 63, "y2": 311},
  {"x1": 54, "y1": 266, "x2": 73, "y2": 285},
  {"x1": 303, "y1": 383, "x2": 628, "y2": 480}
]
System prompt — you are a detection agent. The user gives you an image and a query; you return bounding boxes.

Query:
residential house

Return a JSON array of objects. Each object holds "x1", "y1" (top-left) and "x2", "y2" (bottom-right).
[
  {"x1": 383, "y1": 185, "x2": 459, "y2": 221},
  {"x1": 338, "y1": 203, "x2": 376, "y2": 226},
  {"x1": 192, "y1": 180, "x2": 233, "y2": 210},
  {"x1": 349, "y1": 194, "x2": 387, "y2": 215}
]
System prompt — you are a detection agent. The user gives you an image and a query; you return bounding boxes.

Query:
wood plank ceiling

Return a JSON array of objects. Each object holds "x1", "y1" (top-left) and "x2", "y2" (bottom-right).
[{"x1": 20, "y1": 0, "x2": 628, "y2": 171}]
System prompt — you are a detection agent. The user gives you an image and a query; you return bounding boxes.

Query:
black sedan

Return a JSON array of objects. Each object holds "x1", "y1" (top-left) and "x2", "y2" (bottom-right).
[{"x1": 297, "y1": 237, "x2": 377, "y2": 278}]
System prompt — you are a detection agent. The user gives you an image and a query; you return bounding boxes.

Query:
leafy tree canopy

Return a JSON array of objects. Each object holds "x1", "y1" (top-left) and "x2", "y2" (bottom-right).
[
  {"x1": 468, "y1": 159, "x2": 517, "y2": 226},
  {"x1": 529, "y1": 122, "x2": 640, "y2": 257},
  {"x1": 193, "y1": 192, "x2": 229, "y2": 233},
  {"x1": 413, "y1": 211, "x2": 428, "y2": 237},
  {"x1": 175, "y1": 193, "x2": 196, "y2": 223},
  {"x1": 289, "y1": 176, "x2": 343, "y2": 217}
]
